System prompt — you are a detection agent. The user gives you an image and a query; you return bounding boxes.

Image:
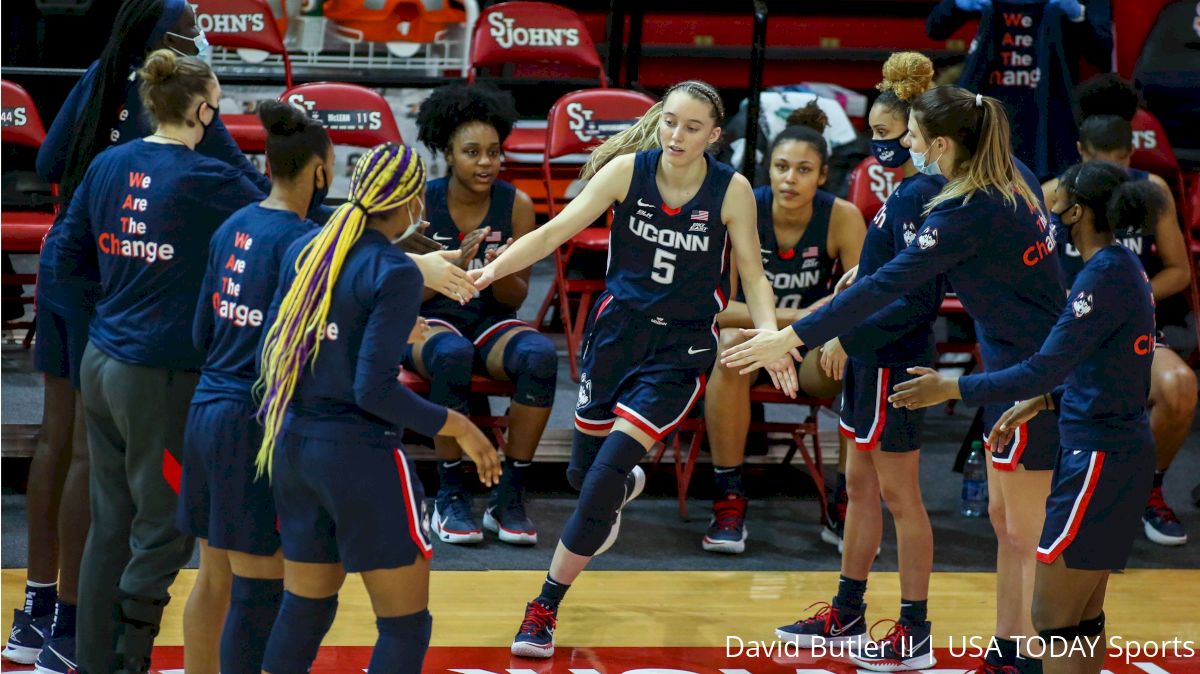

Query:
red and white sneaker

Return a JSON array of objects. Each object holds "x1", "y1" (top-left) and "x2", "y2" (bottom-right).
[
  {"x1": 850, "y1": 619, "x2": 935, "y2": 671},
  {"x1": 775, "y1": 601, "x2": 867, "y2": 648}
]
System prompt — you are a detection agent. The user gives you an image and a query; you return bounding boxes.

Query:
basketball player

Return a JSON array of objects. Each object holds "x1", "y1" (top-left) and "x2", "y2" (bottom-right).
[
  {"x1": 254, "y1": 143, "x2": 501, "y2": 674},
  {"x1": 890, "y1": 160, "x2": 1163, "y2": 674},
  {"x1": 724, "y1": 86, "x2": 1064, "y2": 674},
  {"x1": 470, "y1": 80, "x2": 797, "y2": 658}
]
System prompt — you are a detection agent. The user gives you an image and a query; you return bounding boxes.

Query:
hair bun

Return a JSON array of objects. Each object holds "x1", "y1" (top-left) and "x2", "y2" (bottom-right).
[
  {"x1": 1077, "y1": 74, "x2": 1139, "y2": 122},
  {"x1": 877, "y1": 51, "x2": 935, "y2": 101},
  {"x1": 786, "y1": 100, "x2": 828, "y2": 134},
  {"x1": 258, "y1": 100, "x2": 308, "y2": 136},
  {"x1": 139, "y1": 49, "x2": 180, "y2": 85}
]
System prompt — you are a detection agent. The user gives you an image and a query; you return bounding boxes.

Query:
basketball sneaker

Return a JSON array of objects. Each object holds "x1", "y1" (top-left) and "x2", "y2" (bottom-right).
[
  {"x1": 3, "y1": 608, "x2": 51, "y2": 664},
  {"x1": 1143, "y1": 485, "x2": 1187, "y2": 546},
  {"x1": 702, "y1": 491, "x2": 748, "y2": 554},
  {"x1": 594, "y1": 465, "x2": 646, "y2": 556},
  {"x1": 484, "y1": 487, "x2": 538, "y2": 546},
  {"x1": 511, "y1": 600, "x2": 557, "y2": 659},
  {"x1": 431, "y1": 488, "x2": 483, "y2": 544},
  {"x1": 969, "y1": 663, "x2": 1019, "y2": 674},
  {"x1": 34, "y1": 634, "x2": 75, "y2": 674},
  {"x1": 775, "y1": 601, "x2": 867, "y2": 648},
  {"x1": 850, "y1": 619, "x2": 935, "y2": 671}
]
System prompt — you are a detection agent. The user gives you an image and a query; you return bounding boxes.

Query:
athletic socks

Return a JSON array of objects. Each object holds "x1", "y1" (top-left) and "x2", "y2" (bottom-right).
[
  {"x1": 1153, "y1": 469, "x2": 1166, "y2": 488},
  {"x1": 438, "y1": 460, "x2": 467, "y2": 491},
  {"x1": 50, "y1": 600, "x2": 75, "y2": 639},
  {"x1": 500, "y1": 457, "x2": 532, "y2": 495},
  {"x1": 367, "y1": 610, "x2": 432, "y2": 674},
  {"x1": 987, "y1": 636, "x2": 1018, "y2": 667},
  {"x1": 220, "y1": 576, "x2": 283, "y2": 674},
  {"x1": 536, "y1": 575, "x2": 570, "y2": 610},
  {"x1": 713, "y1": 464, "x2": 744, "y2": 497},
  {"x1": 24, "y1": 581, "x2": 56, "y2": 618},
  {"x1": 261, "y1": 592, "x2": 338, "y2": 674},
  {"x1": 833, "y1": 575, "x2": 867, "y2": 613},
  {"x1": 899, "y1": 598, "x2": 927, "y2": 625}
]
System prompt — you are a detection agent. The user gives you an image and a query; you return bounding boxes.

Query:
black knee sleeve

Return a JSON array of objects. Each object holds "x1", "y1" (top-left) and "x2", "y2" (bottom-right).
[
  {"x1": 567, "y1": 430, "x2": 603, "y2": 491},
  {"x1": 423, "y1": 332, "x2": 473, "y2": 412},
  {"x1": 1077, "y1": 611, "x2": 1105, "y2": 636},
  {"x1": 561, "y1": 431, "x2": 644, "y2": 556},
  {"x1": 502, "y1": 330, "x2": 557, "y2": 408}
]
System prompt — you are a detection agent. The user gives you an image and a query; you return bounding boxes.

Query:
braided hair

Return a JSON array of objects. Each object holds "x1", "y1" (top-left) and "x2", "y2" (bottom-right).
[{"x1": 255, "y1": 143, "x2": 427, "y2": 476}]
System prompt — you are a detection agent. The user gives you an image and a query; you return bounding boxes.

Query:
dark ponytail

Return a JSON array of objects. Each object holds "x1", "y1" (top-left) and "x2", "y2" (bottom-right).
[
  {"x1": 258, "y1": 100, "x2": 332, "y2": 180},
  {"x1": 60, "y1": 0, "x2": 168, "y2": 200},
  {"x1": 1058, "y1": 160, "x2": 1164, "y2": 235},
  {"x1": 768, "y1": 100, "x2": 829, "y2": 169}
]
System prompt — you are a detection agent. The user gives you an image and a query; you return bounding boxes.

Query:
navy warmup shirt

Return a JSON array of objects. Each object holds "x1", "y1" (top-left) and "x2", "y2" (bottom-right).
[
  {"x1": 269, "y1": 229, "x2": 448, "y2": 442},
  {"x1": 192, "y1": 205, "x2": 315, "y2": 403},
  {"x1": 51, "y1": 140, "x2": 265, "y2": 371},
  {"x1": 607, "y1": 149, "x2": 736, "y2": 321},
  {"x1": 958, "y1": 245, "x2": 1154, "y2": 452},
  {"x1": 838, "y1": 173, "x2": 948, "y2": 365}
]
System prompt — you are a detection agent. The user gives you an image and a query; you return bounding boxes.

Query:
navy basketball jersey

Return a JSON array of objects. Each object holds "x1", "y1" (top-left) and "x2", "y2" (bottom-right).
[
  {"x1": 607, "y1": 149, "x2": 736, "y2": 321},
  {"x1": 750, "y1": 185, "x2": 838, "y2": 310},
  {"x1": 1056, "y1": 168, "x2": 1159, "y2": 289},
  {"x1": 421, "y1": 176, "x2": 517, "y2": 323}
]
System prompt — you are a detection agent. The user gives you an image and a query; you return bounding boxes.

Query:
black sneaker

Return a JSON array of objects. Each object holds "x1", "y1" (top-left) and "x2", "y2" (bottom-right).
[
  {"x1": 775, "y1": 601, "x2": 867, "y2": 648},
  {"x1": 431, "y1": 488, "x2": 483, "y2": 544},
  {"x1": 702, "y1": 492, "x2": 748, "y2": 554},
  {"x1": 3, "y1": 608, "x2": 51, "y2": 664},
  {"x1": 484, "y1": 488, "x2": 538, "y2": 546}
]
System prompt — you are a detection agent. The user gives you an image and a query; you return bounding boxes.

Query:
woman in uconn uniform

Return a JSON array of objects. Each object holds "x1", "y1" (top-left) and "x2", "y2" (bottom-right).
[
  {"x1": 724, "y1": 86, "x2": 1064, "y2": 674},
  {"x1": 410, "y1": 83, "x2": 556, "y2": 546},
  {"x1": 254, "y1": 143, "x2": 501, "y2": 674},
  {"x1": 1042, "y1": 74, "x2": 1196, "y2": 548},
  {"x1": 702, "y1": 100, "x2": 865, "y2": 555},
  {"x1": 774, "y1": 52, "x2": 946, "y2": 673},
  {"x1": 890, "y1": 161, "x2": 1162, "y2": 674},
  {"x1": 49, "y1": 50, "x2": 266, "y2": 674},
  {"x1": 470, "y1": 80, "x2": 797, "y2": 659}
]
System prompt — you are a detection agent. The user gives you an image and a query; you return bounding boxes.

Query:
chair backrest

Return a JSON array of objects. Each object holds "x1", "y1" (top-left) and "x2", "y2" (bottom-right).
[
  {"x1": 281, "y1": 82, "x2": 403, "y2": 148},
  {"x1": 1131, "y1": 107, "x2": 1181, "y2": 178},
  {"x1": 195, "y1": 0, "x2": 292, "y2": 87},
  {"x1": 469, "y1": 1, "x2": 606, "y2": 85},
  {"x1": 542, "y1": 88, "x2": 656, "y2": 216},
  {"x1": 1112, "y1": 0, "x2": 1173, "y2": 78},
  {"x1": 846, "y1": 156, "x2": 903, "y2": 223},
  {"x1": 1, "y1": 80, "x2": 47, "y2": 149}
]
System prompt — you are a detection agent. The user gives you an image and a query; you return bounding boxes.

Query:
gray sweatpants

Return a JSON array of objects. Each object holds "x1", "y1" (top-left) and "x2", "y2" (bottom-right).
[{"x1": 76, "y1": 342, "x2": 197, "y2": 674}]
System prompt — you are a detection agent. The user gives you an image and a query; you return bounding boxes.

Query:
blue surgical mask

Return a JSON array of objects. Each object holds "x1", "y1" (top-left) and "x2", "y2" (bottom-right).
[
  {"x1": 912, "y1": 144, "x2": 940, "y2": 177},
  {"x1": 168, "y1": 30, "x2": 210, "y2": 60},
  {"x1": 871, "y1": 135, "x2": 911, "y2": 168}
]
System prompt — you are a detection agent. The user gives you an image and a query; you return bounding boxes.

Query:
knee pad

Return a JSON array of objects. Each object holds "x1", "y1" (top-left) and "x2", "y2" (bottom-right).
[
  {"x1": 1077, "y1": 611, "x2": 1105, "y2": 636},
  {"x1": 368, "y1": 610, "x2": 433, "y2": 674},
  {"x1": 567, "y1": 430, "x2": 604, "y2": 492},
  {"x1": 561, "y1": 432, "x2": 645, "y2": 556},
  {"x1": 422, "y1": 332, "x2": 473, "y2": 412},
  {"x1": 261, "y1": 591, "x2": 338, "y2": 674},
  {"x1": 1037, "y1": 624, "x2": 1081, "y2": 651},
  {"x1": 113, "y1": 593, "x2": 169, "y2": 674},
  {"x1": 501, "y1": 330, "x2": 557, "y2": 408}
]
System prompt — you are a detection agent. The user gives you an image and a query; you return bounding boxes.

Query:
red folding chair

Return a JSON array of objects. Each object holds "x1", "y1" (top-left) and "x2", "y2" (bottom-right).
[
  {"x1": 198, "y1": 0, "x2": 293, "y2": 153},
  {"x1": 530, "y1": 88, "x2": 657, "y2": 381},
  {"x1": 281, "y1": 82, "x2": 403, "y2": 147},
  {"x1": 845, "y1": 155, "x2": 903, "y2": 224},
  {"x1": 469, "y1": 1, "x2": 608, "y2": 215},
  {"x1": 399, "y1": 370, "x2": 514, "y2": 451},
  {"x1": 1, "y1": 80, "x2": 56, "y2": 343}
]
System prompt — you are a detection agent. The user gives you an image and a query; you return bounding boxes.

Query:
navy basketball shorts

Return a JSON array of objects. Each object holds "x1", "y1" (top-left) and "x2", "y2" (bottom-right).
[
  {"x1": 176, "y1": 397, "x2": 279, "y2": 555},
  {"x1": 1037, "y1": 446, "x2": 1154, "y2": 570},
  {"x1": 33, "y1": 305, "x2": 89, "y2": 389},
  {"x1": 272, "y1": 430, "x2": 433, "y2": 571},
  {"x1": 573, "y1": 294, "x2": 714, "y2": 441},
  {"x1": 423, "y1": 313, "x2": 530, "y2": 364},
  {"x1": 983, "y1": 401, "x2": 1059, "y2": 471},
  {"x1": 838, "y1": 358, "x2": 925, "y2": 453}
]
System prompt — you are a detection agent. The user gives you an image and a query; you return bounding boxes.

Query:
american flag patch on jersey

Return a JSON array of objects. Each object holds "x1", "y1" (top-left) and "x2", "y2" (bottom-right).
[
  {"x1": 691, "y1": 210, "x2": 709, "y2": 222},
  {"x1": 486, "y1": 230, "x2": 503, "y2": 243},
  {"x1": 802, "y1": 246, "x2": 819, "y2": 257}
]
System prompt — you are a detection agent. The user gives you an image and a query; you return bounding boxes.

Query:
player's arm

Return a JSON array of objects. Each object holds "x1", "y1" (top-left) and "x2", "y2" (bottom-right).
[
  {"x1": 725, "y1": 173, "x2": 778, "y2": 333},
  {"x1": 1146, "y1": 174, "x2": 1190, "y2": 300},
  {"x1": 473, "y1": 154, "x2": 634, "y2": 289},
  {"x1": 490, "y1": 188, "x2": 537, "y2": 309}
]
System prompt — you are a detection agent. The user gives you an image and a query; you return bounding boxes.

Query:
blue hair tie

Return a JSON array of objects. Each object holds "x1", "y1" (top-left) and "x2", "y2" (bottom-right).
[{"x1": 148, "y1": 0, "x2": 188, "y2": 48}]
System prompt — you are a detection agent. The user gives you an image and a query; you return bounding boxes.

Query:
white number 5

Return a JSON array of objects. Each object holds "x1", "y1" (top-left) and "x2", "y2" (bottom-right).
[{"x1": 651, "y1": 248, "x2": 676, "y2": 285}]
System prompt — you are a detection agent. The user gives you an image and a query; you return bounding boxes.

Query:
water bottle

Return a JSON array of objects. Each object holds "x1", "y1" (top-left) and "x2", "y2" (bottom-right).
[{"x1": 960, "y1": 441, "x2": 988, "y2": 517}]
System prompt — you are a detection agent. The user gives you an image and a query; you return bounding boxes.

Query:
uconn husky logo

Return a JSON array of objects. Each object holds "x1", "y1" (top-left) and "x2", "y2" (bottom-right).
[
  {"x1": 1072, "y1": 291, "x2": 1094, "y2": 318},
  {"x1": 917, "y1": 228, "x2": 939, "y2": 250},
  {"x1": 487, "y1": 11, "x2": 581, "y2": 49}
]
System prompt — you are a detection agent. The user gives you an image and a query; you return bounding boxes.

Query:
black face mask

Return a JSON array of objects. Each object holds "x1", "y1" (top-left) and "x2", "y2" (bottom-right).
[
  {"x1": 308, "y1": 167, "x2": 329, "y2": 217},
  {"x1": 197, "y1": 101, "x2": 219, "y2": 142}
]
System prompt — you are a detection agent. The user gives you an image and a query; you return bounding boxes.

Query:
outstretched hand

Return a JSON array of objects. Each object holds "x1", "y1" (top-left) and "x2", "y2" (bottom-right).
[
  {"x1": 412, "y1": 250, "x2": 478, "y2": 305},
  {"x1": 721, "y1": 327, "x2": 804, "y2": 376},
  {"x1": 887, "y1": 366, "x2": 959, "y2": 409},
  {"x1": 987, "y1": 397, "x2": 1045, "y2": 450}
]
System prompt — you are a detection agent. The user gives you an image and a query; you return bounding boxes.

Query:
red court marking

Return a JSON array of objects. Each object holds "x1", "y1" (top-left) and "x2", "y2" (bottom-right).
[{"x1": 7, "y1": 646, "x2": 1192, "y2": 673}]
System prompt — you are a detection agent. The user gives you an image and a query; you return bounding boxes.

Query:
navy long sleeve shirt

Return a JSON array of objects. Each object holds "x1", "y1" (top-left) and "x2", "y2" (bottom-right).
[
  {"x1": 793, "y1": 161, "x2": 1063, "y2": 426},
  {"x1": 958, "y1": 245, "x2": 1154, "y2": 452},
  {"x1": 192, "y1": 205, "x2": 316, "y2": 404},
  {"x1": 50, "y1": 140, "x2": 265, "y2": 371},
  {"x1": 269, "y1": 228, "x2": 449, "y2": 442}
]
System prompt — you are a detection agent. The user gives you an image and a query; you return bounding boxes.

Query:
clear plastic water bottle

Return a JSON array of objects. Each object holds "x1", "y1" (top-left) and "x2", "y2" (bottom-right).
[{"x1": 960, "y1": 441, "x2": 988, "y2": 518}]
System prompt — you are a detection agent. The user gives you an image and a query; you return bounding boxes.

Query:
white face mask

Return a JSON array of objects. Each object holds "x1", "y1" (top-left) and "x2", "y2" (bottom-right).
[
  {"x1": 167, "y1": 30, "x2": 210, "y2": 60},
  {"x1": 391, "y1": 199, "x2": 427, "y2": 245},
  {"x1": 911, "y1": 140, "x2": 945, "y2": 177}
]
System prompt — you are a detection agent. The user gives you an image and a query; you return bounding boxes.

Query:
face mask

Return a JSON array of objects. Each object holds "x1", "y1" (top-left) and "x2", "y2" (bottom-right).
[
  {"x1": 168, "y1": 30, "x2": 210, "y2": 60},
  {"x1": 1050, "y1": 205, "x2": 1079, "y2": 246},
  {"x1": 308, "y1": 167, "x2": 328, "y2": 216},
  {"x1": 391, "y1": 199, "x2": 427, "y2": 245},
  {"x1": 197, "y1": 100, "x2": 219, "y2": 141},
  {"x1": 911, "y1": 142, "x2": 944, "y2": 177},
  {"x1": 871, "y1": 135, "x2": 911, "y2": 168}
]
